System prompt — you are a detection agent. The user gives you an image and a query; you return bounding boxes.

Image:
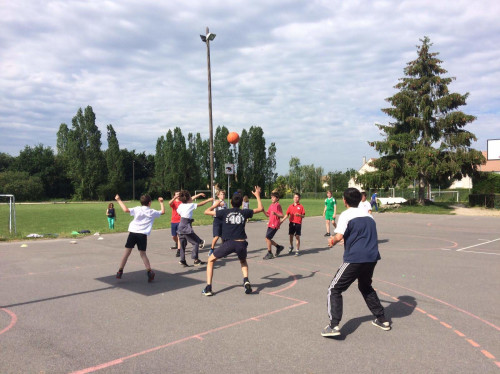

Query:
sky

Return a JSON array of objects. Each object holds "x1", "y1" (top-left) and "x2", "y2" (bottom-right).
[{"x1": 1, "y1": 0, "x2": 499, "y2": 176}]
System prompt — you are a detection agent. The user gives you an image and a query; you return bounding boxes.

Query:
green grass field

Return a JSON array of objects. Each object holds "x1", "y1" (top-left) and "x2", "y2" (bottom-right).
[{"x1": 0, "y1": 198, "x2": 345, "y2": 241}]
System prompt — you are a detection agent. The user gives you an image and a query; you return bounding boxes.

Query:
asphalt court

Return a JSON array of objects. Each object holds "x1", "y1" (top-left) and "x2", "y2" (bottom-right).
[{"x1": 1, "y1": 213, "x2": 499, "y2": 373}]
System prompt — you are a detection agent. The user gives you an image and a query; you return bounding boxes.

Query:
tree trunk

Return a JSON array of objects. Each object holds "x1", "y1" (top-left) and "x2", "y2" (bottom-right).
[{"x1": 418, "y1": 176, "x2": 426, "y2": 204}]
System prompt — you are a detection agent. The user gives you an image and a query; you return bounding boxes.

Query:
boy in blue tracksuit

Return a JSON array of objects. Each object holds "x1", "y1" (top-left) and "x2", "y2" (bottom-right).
[{"x1": 321, "y1": 188, "x2": 390, "y2": 337}]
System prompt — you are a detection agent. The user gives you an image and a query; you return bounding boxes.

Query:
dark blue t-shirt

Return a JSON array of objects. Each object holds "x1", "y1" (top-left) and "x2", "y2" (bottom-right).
[{"x1": 215, "y1": 208, "x2": 254, "y2": 240}]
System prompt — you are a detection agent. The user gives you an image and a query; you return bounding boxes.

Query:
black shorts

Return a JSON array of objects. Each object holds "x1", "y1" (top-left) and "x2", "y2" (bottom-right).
[
  {"x1": 266, "y1": 227, "x2": 278, "y2": 240},
  {"x1": 125, "y1": 232, "x2": 148, "y2": 251},
  {"x1": 288, "y1": 222, "x2": 302, "y2": 236},
  {"x1": 213, "y1": 240, "x2": 248, "y2": 260},
  {"x1": 212, "y1": 219, "x2": 223, "y2": 237}
]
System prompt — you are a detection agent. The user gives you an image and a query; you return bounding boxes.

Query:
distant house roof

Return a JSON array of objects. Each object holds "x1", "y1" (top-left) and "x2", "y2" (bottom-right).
[{"x1": 480, "y1": 151, "x2": 500, "y2": 172}]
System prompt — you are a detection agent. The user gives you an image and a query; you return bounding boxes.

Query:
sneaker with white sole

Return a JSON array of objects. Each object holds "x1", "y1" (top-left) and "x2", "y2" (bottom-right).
[
  {"x1": 202, "y1": 285, "x2": 213, "y2": 296},
  {"x1": 372, "y1": 318, "x2": 391, "y2": 331},
  {"x1": 244, "y1": 281, "x2": 252, "y2": 294},
  {"x1": 194, "y1": 259, "x2": 206, "y2": 266},
  {"x1": 263, "y1": 252, "x2": 274, "y2": 260},
  {"x1": 199, "y1": 239, "x2": 205, "y2": 250},
  {"x1": 179, "y1": 260, "x2": 188, "y2": 267},
  {"x1": 275, "y1": 245, "x2": 284, "y2": 257},
  {"x1": 321, "y1": 325, "x2": 340, "y2": 337}
]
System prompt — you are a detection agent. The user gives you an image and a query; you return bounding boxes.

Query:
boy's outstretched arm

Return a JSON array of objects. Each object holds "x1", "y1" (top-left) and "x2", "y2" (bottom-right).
[
  {"x1": 197, "y1": 197, "x2": 214, "y2": 207},
  {"x1": 251, "y1": 186, "x2": 264, "y2": 214},
  {"x1": 168, "y1": 192, "x2": 179, "y2": 206},
  {"x1": 158, "y1": 197, "x2": 165, "y2": 215},
  {"x1": 192, "y1": 193, "x2": 205, "y2": 200},
  {"x1": 115, "y1": 194, "x2": 130, "y2": 213},
  {"x1": 204, "y1": 199, "x2": 221, "y2": 216}
]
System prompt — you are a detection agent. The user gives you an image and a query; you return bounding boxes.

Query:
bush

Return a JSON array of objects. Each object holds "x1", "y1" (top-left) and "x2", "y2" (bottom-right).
[
  {"x1": 0, "y1": 171, "x2": 44, "y2": 201},
  {"x1": 472, "y1": 172, "x2": 500, "y2": 194},
  {"x1": 469, "y1": 194, "x2": 500, "y2": 208}
]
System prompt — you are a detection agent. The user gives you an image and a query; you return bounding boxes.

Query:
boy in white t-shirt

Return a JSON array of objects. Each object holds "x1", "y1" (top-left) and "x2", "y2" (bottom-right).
[
  {"x1": 359, "y1": 191, "x2": 372, "y2": 214},
  {"x1": 177, "y1": 191, "x2": 213, "y2": 267},
  {"x1": 115, "y1": 194, "x2": 165, "y2": 282}
]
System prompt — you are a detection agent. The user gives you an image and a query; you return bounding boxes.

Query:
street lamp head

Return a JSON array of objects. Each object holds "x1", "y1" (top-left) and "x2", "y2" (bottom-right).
[
  {"x1": 207, "y1": 32, "x2": 216, "y2": 41},
  {"x1": 200, "y1": 35, "x2": 207, "y2": 42}
]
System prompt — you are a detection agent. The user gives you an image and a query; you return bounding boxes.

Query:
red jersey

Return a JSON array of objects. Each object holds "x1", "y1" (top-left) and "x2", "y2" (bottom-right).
[
  {"x1": 267, "y1": 202, "x2": 282, "y2": 229},
  {"x1": 286, "y1": 203, "x2": 305, "y2": 224},
  {"x1": 170, "y1": 200, "x2": 182, "y2": 223}
]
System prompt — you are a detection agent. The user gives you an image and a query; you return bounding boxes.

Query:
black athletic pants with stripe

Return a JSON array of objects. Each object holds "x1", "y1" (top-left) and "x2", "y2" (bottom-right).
[{"x1": 327, "y1": 262, "x2": 385, "y2": 326}]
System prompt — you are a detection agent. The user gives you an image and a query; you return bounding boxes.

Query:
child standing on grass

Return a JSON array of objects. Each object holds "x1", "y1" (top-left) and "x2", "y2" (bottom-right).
[
  {"x1": 106, "y1": 203, "x2": 116, "y2": 229},
  {"x1": 177, "y1": 191, "x2": 213, "y2": 267},
  {"x1": 321, "y1": 188, "x2": 390, "y2": 338},
  {"x1": 263, "y1": 192, "x2": 284, "y2": 259},
  {"x1": 202, "y1": 186, "x2": 264, "y2": 296},
  {"x1": 281, "y1": 192, "x2": 306, "y2": 256},
  {"x1": 115, "y1": 194, "x2": 165, "y2": 282},
  {"x1": 209, "y1": 190, "x2": 227, "y2": 257}
]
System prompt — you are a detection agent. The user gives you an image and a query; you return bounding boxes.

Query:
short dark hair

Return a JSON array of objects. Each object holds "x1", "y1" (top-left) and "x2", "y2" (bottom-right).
[
  {"x1": 361, "y1": 191, "x2": 367, "y2": 197},
  {"x1": 140, "y1": 194, "x2": 152, "y2": 206},
  {"x1": 343, "y1": 188, "x2": 361, "y2": 207},
  {"x1": 294, "y1": 192, "x2": 301, "y2": 198},
  {"x1": 178, "y1": 190, "x2": 191, "y2": 204},
  {"x1": 231, "y1": 194, "x2": 243, "y2": 208},
  {"x1": 271, "y1": 192, "x2": 280, "y2": 200}
]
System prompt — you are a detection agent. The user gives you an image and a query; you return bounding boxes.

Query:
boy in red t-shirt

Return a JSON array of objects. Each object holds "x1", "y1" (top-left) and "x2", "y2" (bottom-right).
[
  {"x1": 263, "y1": 192, "x2": 284, "y2": 259},
  {"x1": 169, "y1": 191, "x2": 182, "y2": 257},
  {"x1": 281, "y1": 192, "x2": 306, "y2": 256}
]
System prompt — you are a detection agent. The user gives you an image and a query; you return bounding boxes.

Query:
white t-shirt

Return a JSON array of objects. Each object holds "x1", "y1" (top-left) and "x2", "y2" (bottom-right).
[
  {"x1": 128, "y1": 206, "x2": 163, "y2": 235},
  {"x1": 358, "y1": 200, "x2": 372, "y2": 214},
  {"x1": 177, "y1": 203, "x2": 198, "y2": 219}
]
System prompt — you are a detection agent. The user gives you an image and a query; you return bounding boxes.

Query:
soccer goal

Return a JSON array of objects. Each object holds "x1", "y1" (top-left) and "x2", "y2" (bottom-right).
[
  {"x1": 0, "y1": 194, "x2": 16, "y2": 235},
  {"x1": 430, "y1": 190, "x2": 459, "y2": 203}
]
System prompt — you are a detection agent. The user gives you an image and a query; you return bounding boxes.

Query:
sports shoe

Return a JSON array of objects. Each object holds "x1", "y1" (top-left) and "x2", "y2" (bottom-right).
[
  {"x1": 288, "y1": 245, "x2": 294, "y2": 254},
  {"x1": 170, "y1": 245, "x2": 178, "y2": 250},
  {"x1": 194, "y1": 259, "x2": 206, "y2": 266},
  {"x1": 324, "y1": 232, "x2": 330, "y2": 237},
  {"x1": 175, "y1": 250, "x2": 180, "y2": 257},
  {"x1": 321, "y1": 325, "x2": 341, "y2": 337},
  {"x1": 147, "y1": 270, "x2": 155, "y2": 283},
  {"x1": 244, "y1": 281, "x2": 252, "y2": 294},
  {"x1": 202, "y1": 286, "x2": 213, "y2": 296},
  {"x1": 208, "y1": 248, "x2": 214, "y2": 257},
  {"x1": 116, "y1": 270, "x2": 123, "y2": 279},
  {"x1": 200, "y1": 239, "x2": 205, "y2": 250},
  {"x1": 275, "y1": 245, "x2": 284, "y2": 257},
  {"x1": 263, "y1": 252, "x2": 274, "y2": 260},
  {"x1": 372, "y1": 318, "x2": 391, "y2": 331},
  {"x1": 179, "y1": 260, "x2": 188, "y2": 267},
  {"x1": 294, "y1": 250, "x2": 300, "y2": 257}
]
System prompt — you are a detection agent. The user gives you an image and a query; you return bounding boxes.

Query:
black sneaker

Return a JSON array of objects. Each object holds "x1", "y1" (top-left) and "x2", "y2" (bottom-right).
[
  {"x1": 244, "y1": 281, "x2": 252, "y2": 294},
  {"x1": 372, "y1": 318, "x2": 391, "y2": 331},
  {"x1": 263, "y1": 252, "x2": 274, "y2": 260},
  {"x1": 288, "y1": 246, "x2": 294, "y2": 254},
  {"x1": 321, "y1": 325, "x2": 340, "y2": 337},
  {"x1": 147, "y1": 270, "x2": 155, "y2": 283},
  {"x1": 179, "y1": 260, "x2": 188, "y2": 267},
  {"x1": 202, "y1": 286, "x2": 213, "y2": 296},
  {"x1": 275, "y1": 245, "x2": 284, "y2": 257},
  {"x1": 324, "y1": 232, "x2": 330, "y2": 237},
  {"x1": 175, "y1": 250, "x2": 180, "y2": 257},
  {"x1": 199, "y1": 239, "x2": 205, "y2": 250},
  {"x1": 294, "y1": 250, "x2": 300, "y2": 257},
  {"x1": 116, "y1": 270, "x2": 123, "y2": 279},
  {"x1": 194, "y1": 259, "x2": 206, "y2": 266}
]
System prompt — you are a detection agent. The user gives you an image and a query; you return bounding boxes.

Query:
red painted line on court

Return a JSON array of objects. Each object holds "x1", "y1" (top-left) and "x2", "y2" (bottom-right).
[
  {"x1": 481, "y1": 350, "x2": 495, "y2": 360},
  {"x1": 0, "y1": 308, "x2": 17, "y2": 336},
  {"x1": 427, "y1": 314, "x2": 438, "y2": 320},
  {"x1": 495, "y1": 361, "x2": 500, "y2": 368},
  {"x1": 440, "y1": 322, "x2": 452, "y2": 329},
  {"x1": 415, "y1": 307, "x2": 427, "y2": 314},
  {"x1": 454, "y1": 330, "x2": 466, "y2": 337},
  {"x1": 375, "y1": 279, "x2": 500, "y2": 332},
  {"x1": 466, "y1": 339, "x2": 480, "y2": 348}
]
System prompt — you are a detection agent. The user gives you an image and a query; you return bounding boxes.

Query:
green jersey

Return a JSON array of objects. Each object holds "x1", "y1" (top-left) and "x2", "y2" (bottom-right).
[{"x1": 325, "y1": 197, "x2": 336, "y2": 212}]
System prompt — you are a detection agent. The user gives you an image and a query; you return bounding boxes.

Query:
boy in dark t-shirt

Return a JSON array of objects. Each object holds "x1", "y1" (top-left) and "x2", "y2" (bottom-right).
[{"x1": 202, "y1": 186, "x2": 264, "y2": 296}]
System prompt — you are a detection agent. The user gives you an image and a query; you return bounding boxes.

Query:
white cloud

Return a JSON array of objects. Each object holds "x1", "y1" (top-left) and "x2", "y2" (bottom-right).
[{"x1": 0, "y1": 0, "x2": 499, "y2": 175}]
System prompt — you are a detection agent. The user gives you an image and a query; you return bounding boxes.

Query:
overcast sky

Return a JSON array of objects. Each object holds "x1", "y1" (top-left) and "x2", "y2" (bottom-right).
[{"x1": 1, "y1": 0, "x2": 499, "y2": 175}]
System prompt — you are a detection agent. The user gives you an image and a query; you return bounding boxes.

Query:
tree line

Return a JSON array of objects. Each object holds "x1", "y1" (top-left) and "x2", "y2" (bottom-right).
[{"x1": 0, "y1": 106, "x2": 278, "y2": 201}]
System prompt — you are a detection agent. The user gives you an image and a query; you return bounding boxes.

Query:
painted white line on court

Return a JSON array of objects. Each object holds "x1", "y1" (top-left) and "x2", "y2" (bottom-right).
[
  {"x1": 456, "y1": 238, "x2": 500, "y2": 252},
  {"x1": 459, "y1": 250, "x2": 500, "y2": 256}
]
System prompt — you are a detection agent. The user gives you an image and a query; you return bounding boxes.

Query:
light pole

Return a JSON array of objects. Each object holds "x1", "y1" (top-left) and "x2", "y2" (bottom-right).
[
  {"x1": 200, "y1": 27, "x2": 216, "y2": 198},
  {"x1": 132, "y1": 160, "x2": 135, "y2": 201}
]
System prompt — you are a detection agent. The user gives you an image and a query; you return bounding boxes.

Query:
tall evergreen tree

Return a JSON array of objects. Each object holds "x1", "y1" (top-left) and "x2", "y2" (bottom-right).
[
  {"x1": 265, "y1": 142, "x2": 277, "y2": 196},
  {"x1": 359, "y1": 37, "x2": 484, "y2": 203},
  {"x1": 66, "y1": 106, "x2": 106, "y2": 199},
  {"x1": 105, "y1": 124, "x2": 124, "y2": 195},
  {"x1": 214, "y1": 126, "x2": 231, "y2": 188}
]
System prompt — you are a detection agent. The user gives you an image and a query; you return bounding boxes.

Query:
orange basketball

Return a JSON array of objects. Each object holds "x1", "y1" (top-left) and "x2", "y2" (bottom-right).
[{"x1": 227, "y1": 132, "x2": 240, "y2": 144}]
